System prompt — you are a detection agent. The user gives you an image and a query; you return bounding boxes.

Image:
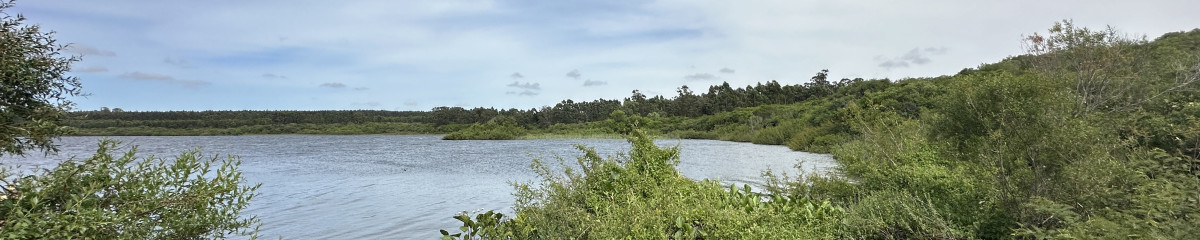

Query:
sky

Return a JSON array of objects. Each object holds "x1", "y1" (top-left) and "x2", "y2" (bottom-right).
[{"x1": 11, "y1": 0, "x2": 1200, "y2": 111}]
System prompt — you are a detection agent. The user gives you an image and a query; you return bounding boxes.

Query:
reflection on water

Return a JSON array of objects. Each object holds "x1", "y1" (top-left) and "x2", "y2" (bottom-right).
[{"x1": 0, "y1": 135, "x2": 835, "y2": 239}]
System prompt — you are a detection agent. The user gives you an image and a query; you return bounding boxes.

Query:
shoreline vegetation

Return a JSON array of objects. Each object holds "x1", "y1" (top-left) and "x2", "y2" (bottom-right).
[{"x1": 443, "y1": 22, "x2": 1200, "y2": 239}]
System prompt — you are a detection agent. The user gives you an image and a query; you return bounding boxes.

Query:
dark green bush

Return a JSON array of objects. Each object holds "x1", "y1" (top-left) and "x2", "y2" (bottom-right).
[{"x1": 0, "y1": 140, "x2": 259, "y2": 239}]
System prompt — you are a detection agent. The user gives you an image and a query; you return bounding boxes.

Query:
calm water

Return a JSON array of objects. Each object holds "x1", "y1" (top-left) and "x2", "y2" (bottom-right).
[{"x1": 1, "y1": 135, "x2": 835, "y2": 239}]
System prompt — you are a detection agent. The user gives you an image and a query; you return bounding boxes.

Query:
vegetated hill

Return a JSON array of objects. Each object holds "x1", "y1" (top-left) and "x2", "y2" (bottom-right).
[{"x1": 440, "y1": 23, "x2": 1200, "y2": 239}]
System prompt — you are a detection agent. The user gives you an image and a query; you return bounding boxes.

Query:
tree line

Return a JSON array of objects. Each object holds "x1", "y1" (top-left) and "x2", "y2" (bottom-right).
[{"x1": 430, "y1": 69, "x2": 867, "y2": 127}]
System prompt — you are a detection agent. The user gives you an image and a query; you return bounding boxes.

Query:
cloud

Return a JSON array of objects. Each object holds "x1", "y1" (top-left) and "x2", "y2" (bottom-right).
[
  {"x1": 506, "y1": 90, "x2": 539, "y2": 96},
  {"x1": 118, "y1": 71, "x2": 209, "y2": 87},
  {"x1": 719, "y1": 68, "x2": 735, "y2": 74},
  {"x1": 261, "y1": 73, "x2": 287, "y2": 79},
  {"x1": 924, "y1": 47, "x2": 949, "y2": 55},
  {"x1": 566, "y1": 69, "x2": 581, "y2": 79},
  {"x1": 319, "y1": 82, "x2": 347, "y2": 88},
  {"x1": 506, "y1": 81, "x2": 540, "y2": 90},
  {"x1": 163, "y1": 57, "x2": 194, "y2": 68},
  {"x1": 74, "y1": 66, "x2": 109, "y2": 73},
  {"x1": 583, "y1": 79, "x2": 607, "y2": 86},
  {"x1": 353, "y1": 87, "x2": 370, "y2": 91},
  {"x1": 506, "y1": 79, "x2": 541, "y2": 97},
  {"x1": 64, "y1": 44, "x2": 116, "y2": 57},
  {"x1": 404, "y1": 100, "x2": 419, "y2": 107},
  {"x1": 902, "y1": 48, "x2": 932, "y2": 65},
  {"x1": 877, "y1": 47, "x2": 949, "y2": 69},
  {"x1": 684, "y1": 73, "x2": 718, "y2": 81},
  {"x1": 510, "y1": 72, "x2": 524, "y2": 79},
  {"x1": 120, "y1": 72, "x2": 173, "y2": 81},
  {"x1": 878, "y1": 60, "x2": 908, "y2": 68}
]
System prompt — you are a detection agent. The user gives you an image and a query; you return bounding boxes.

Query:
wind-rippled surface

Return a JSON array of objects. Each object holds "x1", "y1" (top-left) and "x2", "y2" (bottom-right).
[{"x1": 1, "y1": 135, "x2": 835, "y2": 239}]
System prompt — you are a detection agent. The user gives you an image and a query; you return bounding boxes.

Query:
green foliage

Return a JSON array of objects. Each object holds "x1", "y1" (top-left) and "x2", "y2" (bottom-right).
[
  {"x1": 441, "y1": 22, "x2": 1200, "y2": 239},
  {"x1": 440, "y1": 210, "x2": 514, "y2": 240},
  {"x1": 0, "y1": 140, "x2": 260, "y2": 239},
  {"x1": 441, "y1": 130, "x2": 845, "y2": 239},
  {"x1": 443, "y1": 117, "x2": 529, "y2": 140},
  {"x1": 0, "y1": 0, "x2": 83, "y2": 155},
  {"x1": 813, "y1": 22, "x2": 1200, "y2": 239}
]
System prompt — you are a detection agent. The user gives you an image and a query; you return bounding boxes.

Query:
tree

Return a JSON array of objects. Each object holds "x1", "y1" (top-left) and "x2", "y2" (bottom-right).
[
  {"x1": 0, "y1": 0, "x2": 82, "y2": 156},
  {"x1": 1021, "y1": 20, "x2": 1199, "y2": 114},
  {"x1": 0, "y1": 1, "x2": 260, "y2": 238}
]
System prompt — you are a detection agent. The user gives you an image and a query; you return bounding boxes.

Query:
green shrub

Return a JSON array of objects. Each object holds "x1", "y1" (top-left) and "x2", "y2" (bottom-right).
[
  {"x1": 443, "y1": 122, "x2": 528, "y2": 140},
  {"x1": 0, "y1": 140, "x2": 259, "y2": 239},
  {"x1": 441, "y1": 130, "x2": 844, "y2": 239},
  {"x1": 840, "y1": 190, "x2": 964, "y2": 239}
]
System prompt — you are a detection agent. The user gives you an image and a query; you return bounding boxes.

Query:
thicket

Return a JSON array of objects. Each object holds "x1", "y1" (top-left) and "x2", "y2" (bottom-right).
[
  {"x1": 443, "y1": 128, "x2": 844, "y2": 239},
  {"x1": 444, "y1": 22, "x2": 1200, "y2": 239},
  {"x1": 1, "y1": 141, "x2": 259, "y2": 239}
]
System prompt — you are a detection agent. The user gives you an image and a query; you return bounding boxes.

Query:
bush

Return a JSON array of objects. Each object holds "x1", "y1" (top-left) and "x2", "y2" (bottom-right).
[
  {"x1": 441, "y1": 130, "x2": 845, "y2": 239},
  {"x1": 443, "y1": 122, "x2": 528, "y2": 140},
  {"x1": 0, "y1": 140, "x2": 260, "y2": 239}
]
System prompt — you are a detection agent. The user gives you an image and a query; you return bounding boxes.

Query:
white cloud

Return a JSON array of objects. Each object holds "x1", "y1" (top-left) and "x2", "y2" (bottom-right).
[
  {"x1": 320, "y1": 82, "x2": 347, "y2": 88},
  {"x1": 118, "y1": 72, "x2": 209, "y2": 87},
  {"x1": 261, "y1": 73, "x2": 287, "y2": 79},
  {"x1": 64, "y1": 44, "x2": 116, "y2": 57},
  {"x1": 566, "y1": 69, "x2": 581, "y2": 79},
  {"x1": 506, "y1": 81, "x2": 540, "y2": 90},
  {"x1": 506, "y1": 90, "x2": 539, "y2": 96},
  {"x1": 684, "y1": 73, "x2": 718, "y2": 81},
  {"x1": 583, "y1": 79, "x2": 607, "y2": 87},
  {"x1": 164, "y1": 57, "x2": 194, "y2": 68},
  {"x1": 877, "y1": 47, "x2": 949, "y2": 69},
  {"x1": 74, "y1": 66, "x2": 109, "y2": 73}
]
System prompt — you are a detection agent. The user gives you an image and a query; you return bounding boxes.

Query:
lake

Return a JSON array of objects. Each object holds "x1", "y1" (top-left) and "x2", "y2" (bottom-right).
[{"x1": 0, "y1": 135, "x2": 835, "y2": 239}]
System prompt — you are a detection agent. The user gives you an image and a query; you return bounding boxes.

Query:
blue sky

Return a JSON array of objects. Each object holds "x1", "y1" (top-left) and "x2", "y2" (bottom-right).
[{"x1": 12, "y1": 0, "x2": 1200, "y2": 111}]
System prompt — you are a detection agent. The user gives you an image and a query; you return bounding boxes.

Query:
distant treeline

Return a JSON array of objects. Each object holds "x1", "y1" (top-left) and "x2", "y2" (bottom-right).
[
  {"x1": 430, "y1": 69, "x2": 868, "y2": 127},
  {"x1": 66, "y1": 69, "x2": 872, "y2": 136},
  {"x1": 65, "y1": 110, "x2": 439, "y2": 135}
]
